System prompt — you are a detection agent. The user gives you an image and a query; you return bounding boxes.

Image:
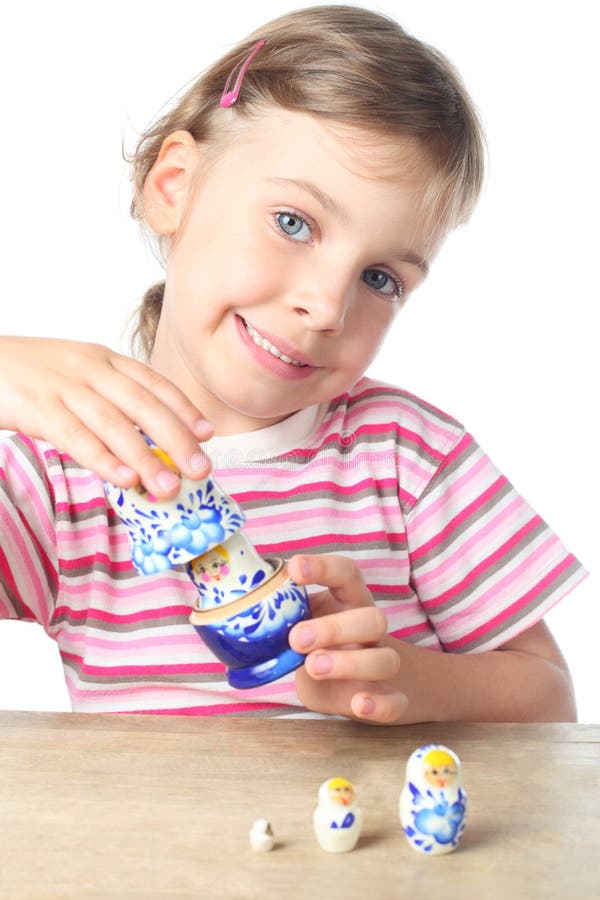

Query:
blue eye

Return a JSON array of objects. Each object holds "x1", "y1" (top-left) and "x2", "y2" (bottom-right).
[
  {"x1": 275, "y1": 211, "x2": 312, "y2": 243},
  {"x1": 362, "y1": 268, "x2": 404, "y2": 301}
]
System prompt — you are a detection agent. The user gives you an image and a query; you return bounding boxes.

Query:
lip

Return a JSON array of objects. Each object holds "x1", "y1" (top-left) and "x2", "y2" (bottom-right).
[{"x1": 235, "y1": 315, "x2": 319, "y2": 380}]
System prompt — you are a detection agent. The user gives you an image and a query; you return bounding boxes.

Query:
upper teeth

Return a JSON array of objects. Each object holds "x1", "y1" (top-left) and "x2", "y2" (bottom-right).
[{"x1": 243, "y1": 319, "x2": 306, "y2": 366}]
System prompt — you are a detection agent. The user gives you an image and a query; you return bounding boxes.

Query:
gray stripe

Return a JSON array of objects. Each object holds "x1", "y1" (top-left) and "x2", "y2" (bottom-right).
[
  {"x1": 347, "y1": 386, "x2": 463, "y2": 431},
  {"x1": 240, "y1": 482, "x2": 400, "y2": 512},
  {"x1": 411, "y1": 480, "x2": 514, "y2": 572},
  {"x1": 11, "y1": 433, "x2": 52, "y2": 477},
  {"x1": 56, "y1": 501, "x2": 109, "y2": 525},
  {"x1": 53, "y1": 612, "x2": 191, "y2": 632},
  {"x1": 414, "y1": 433, "x2": 479, "y2": 509},
  {"x1": 450, "y1": 557, "x2": 583, "y2": 652},
  {"x1": 58, "y1": 560, "x2": 138, "y2": 580},
  {"x1": 430, "y1": 519, "x2": 549, "y2": 615},
  {"x1": 61, "y1": 655, "x2": 227, "y2": 685},
  {"x1": 258, "y1": 426, "x2": 447, "y2": 468}
]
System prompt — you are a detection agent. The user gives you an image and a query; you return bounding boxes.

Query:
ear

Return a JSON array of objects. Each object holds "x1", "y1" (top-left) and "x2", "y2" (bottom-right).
[{"x1": 143, "y1": 130, "x2": 201, "y2": 236}]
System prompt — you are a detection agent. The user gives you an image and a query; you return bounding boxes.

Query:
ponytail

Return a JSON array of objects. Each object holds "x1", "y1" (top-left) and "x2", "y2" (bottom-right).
[{"x1": 130, "y1": 281, "x2": 165, "y2": 362}]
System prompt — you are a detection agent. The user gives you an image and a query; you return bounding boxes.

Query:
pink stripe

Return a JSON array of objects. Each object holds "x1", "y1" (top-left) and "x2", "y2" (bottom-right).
[
  {"x1": 254, "y1": 531, "x2": 406, "y2": 553},
  {"x1": 59, "y1": 574, "x2": 194, "y2": 598},
  {"x1": 344, "y1": 398, "x2": 458, "y2": 444},
  {"x1": 61, "y1": 649, "x2": 222, "y2": 677},
  {"x1": 49, "y1": 469, "x2": 98, "y2": 488},
  {"x1": 1, "y1": 442, "x2": 55, "y2": 545},
  {"x1": 409, "y1": 437, "x2": 486, "y2": 532},
  {"x1": 234, "y1": 476, "x2": 399, "y2": 503},
  {"x1": 412, "y1": 475, "x2": 509, "y2": 562},
  {"x1": 389, "y1": 621, "x2": 435, "y2": 641},
  {"x1": 249, "y1": 502, "x2": 403, "y2": 529},
  {"x1": 55, "y1": 497, "x2": 107, "y2": 516},
  {"x1": 64, "y1": 632, "x2": 202, "y2": 652},
  {"x1": 423, "y1": 516, "x2": 544, "y2": 611},
  {"x1": 316, "y1": 422, "x2": 445, "y2": 461},
  {"x1": 120, "y1": 701, "x2": 297, "y2": 715},
  {"x1": 221, "y1": 679, "x2": 296, "y2": 700},
  {"x1": 439, "y1": 535, "x2": 561, "y2": 631},
  {"x1": 443, "y1": 555, "x2": 580, "y2": 650},
  {"x1": 416, "y1": 494, "x2": 525, "y2": 586},
  {"x1": 58, "y1": 553, "x2": 132, "y2": 572},
  {"x1": 0, "y1": 502, "x2": 49, "y2": 623}
]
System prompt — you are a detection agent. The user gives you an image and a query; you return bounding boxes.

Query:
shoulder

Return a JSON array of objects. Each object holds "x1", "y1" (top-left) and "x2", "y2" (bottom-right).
[
  {"x1": 326, "y1": 377, "x2": 466, "y2": 458},
  {"x1": 1, "y1": 432, "x2": 103, "y2": 507}
]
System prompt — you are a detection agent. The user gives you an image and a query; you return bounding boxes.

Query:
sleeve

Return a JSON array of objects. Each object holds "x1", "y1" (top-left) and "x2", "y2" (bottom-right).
[
  {"x1": 0, "y1": 433, "x2": 59, "y2": 627},
  {"x1": 404, "y1": 430, "x2": 588, "y2": 653}
]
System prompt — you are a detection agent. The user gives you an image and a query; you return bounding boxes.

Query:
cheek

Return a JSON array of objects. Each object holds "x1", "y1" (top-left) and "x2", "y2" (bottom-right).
[{"x1": 343, "y1": 308, "x2": 394, "y2": 368}]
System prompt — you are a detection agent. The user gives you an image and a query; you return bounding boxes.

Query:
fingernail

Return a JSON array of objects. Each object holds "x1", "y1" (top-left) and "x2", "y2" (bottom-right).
[
  {"x1": 299, "y1": 557, "x2": 312, "y2": 579},
  {"x1": 313, "y1": 654, "x2": 332, "y2": 675},
  {"x1": 295, "y1": 625, "x2": 315, "y2": 650},
  {"x1": 156, "y1": 470, "x2": 180, "y2": 491},
  {"x1": 194, "y1": 419, "x2": 214, "y2": 438},
  {"x1": 116, "y1": 465, "x2": 136, "y2": 481},
  {"x1": 359, "y1": 696, "x2": 376, "y2": 716}
]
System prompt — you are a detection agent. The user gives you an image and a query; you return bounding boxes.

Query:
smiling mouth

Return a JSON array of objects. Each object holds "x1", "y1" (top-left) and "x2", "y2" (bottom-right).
[{"x1": 241, "y1": 318, "x2": 308, "y2": 367}]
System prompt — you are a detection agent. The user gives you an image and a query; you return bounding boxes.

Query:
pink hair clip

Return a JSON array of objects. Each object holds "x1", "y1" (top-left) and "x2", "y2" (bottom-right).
[{"x1": 220, "y1": 39, "x2": 266, "y2": 108}]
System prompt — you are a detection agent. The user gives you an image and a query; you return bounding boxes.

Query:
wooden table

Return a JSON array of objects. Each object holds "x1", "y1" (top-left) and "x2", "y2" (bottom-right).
[{"x1": 0, "y1": 713, "x2": 598, "y2": 899}]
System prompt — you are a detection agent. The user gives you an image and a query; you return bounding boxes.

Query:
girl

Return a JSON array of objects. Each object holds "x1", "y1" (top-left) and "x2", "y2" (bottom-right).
[{"x1": 0, "y1": 5, "x2": 587, "y2": 722}]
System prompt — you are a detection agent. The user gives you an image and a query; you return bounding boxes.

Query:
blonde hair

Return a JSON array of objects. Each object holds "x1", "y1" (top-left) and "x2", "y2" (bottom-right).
[
  {"x1": 424, "y1": 749, "x2": 457, "y2": 768},
  {"x1": 126, "y1": 4, "x2": 486, "y2": 360}
]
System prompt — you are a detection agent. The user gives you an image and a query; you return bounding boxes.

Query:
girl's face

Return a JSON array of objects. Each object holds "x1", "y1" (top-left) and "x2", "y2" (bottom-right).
[{"x1": 150, "y1": 108, "x2": 442, "y2": 434}]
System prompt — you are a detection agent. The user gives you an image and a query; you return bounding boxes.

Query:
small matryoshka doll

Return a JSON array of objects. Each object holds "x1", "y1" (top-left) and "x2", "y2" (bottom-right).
[
  {"x1": 249, "y1": 819, "x2": 275, "y2": 852},
  {"x1": 313, "y1": 777, "x2": 362, "y2": 853},
  {"x1": 399, "y1": 745, "x2": 467, "y2": 855}
]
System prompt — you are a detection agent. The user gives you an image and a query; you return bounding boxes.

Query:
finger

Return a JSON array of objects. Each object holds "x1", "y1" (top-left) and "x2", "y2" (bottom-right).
[
  {"x1": 295, "y1": 668, "x2": 407, "y2": 725},
  {"x1": 42, "y1": 399, "x2": 141, "y2": 488},
  {"x1": 289, "y1": 606, "x2": 388, "y2": 654},
  {"x1": 109, "y1": 354, "x2": 213, "y2": 442},
  {"x1": 350, "y1": 688, "x2": 409, "y2": 725},
  {"x1": 87, "y1": 360, "x2": 214, "y2": 478},
  {"x1": 61, "y1": 385, "x2": 211, "y2": 498},
  {"x1": 287, "y1": 554, "x2": 370, "y2": 608},
  {"x1": 303, "y1": 645, "x2": 401, "y2": 682}
]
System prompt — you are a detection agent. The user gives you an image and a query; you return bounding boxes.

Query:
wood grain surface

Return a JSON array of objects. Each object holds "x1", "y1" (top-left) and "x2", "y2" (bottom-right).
[{"x1": 1, "y1": 713, "x2": 598, "y2": 899}]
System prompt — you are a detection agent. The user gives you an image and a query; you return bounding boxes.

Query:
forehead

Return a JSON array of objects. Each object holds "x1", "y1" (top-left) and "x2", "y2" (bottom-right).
[
  {"x1": 220, "y1": 106, "x2": 433, "y2": 188},
  {"x1": 207, "y1": 106, "x2": 444, "y2": 252}
]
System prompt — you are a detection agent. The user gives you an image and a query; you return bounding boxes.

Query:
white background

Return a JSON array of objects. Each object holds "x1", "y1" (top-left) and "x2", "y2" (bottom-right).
[{"x1": 0, "y1": 1, "x2": 597, "y2": 719}]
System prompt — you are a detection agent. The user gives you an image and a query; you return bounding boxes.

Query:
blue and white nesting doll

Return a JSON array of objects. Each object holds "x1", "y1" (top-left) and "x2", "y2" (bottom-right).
[
  {"x1": 104, "y1": 433, "x2": 311, "y2": 689},
  {"x1": 399, "y1": 744, "x2": 467, "y2": 855},
  {"x1": 313, "y1": 777, "x2": 362, "y2": 853}
]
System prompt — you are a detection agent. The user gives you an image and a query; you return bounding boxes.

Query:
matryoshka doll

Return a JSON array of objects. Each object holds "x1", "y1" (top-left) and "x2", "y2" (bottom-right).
[
  {"x1": 399, "y1": 744, "x2": 467, "y2": 855},
  {"x1": 313, "y1": 777, "x2": 362, "y2": 853}
]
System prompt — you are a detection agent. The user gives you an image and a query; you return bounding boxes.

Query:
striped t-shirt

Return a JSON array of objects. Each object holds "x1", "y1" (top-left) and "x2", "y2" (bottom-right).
[{"x1": 0, "y1": 377, "x2": 586, "y2": 715}]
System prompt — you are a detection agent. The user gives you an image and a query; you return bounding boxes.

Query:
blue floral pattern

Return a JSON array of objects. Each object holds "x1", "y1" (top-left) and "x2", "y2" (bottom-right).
[
  {"x1": 106, "y1": 479, "x2": 246, "y2": 575},
  {"x1": 403, "y1": 782, "x2": 467, "y2": 853}
]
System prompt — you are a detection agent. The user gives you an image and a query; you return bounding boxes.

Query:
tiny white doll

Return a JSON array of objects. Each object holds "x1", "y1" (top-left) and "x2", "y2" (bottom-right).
[
  {"x1": 399, "y1": 744, "x2": 467, "y2": 855},
  {"x1": 313, "y1": 777, "x2": 362, "y2": 853},
  {"x1": 249, "y1": 818, "x2": 275, "y2": 852}
]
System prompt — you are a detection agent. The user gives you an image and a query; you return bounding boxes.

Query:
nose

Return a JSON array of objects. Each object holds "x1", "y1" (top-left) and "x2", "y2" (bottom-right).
[{"x1": 285, "y1": 273, "x2": 354, "y2": 333}]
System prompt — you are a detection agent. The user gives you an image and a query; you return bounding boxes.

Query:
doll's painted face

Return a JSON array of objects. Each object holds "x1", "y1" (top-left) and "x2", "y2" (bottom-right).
[
  {"x1": 192, "y1": 546, "x2": 230, "y2": 582},
  {"x1": 328, "y1": 779, "x2": 355, "y2": 806},
  {"x1": 148, "y1": 108, "x2": 443, "y2": 435},
  {"x1": 423, "y1": 750, "x2": 458, "y2": 789}
]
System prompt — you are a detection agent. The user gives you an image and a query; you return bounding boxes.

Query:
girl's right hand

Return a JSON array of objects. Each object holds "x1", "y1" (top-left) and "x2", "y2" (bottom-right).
[{"x1": 0, "y1": 336, "x2": 213, "y2": 498}]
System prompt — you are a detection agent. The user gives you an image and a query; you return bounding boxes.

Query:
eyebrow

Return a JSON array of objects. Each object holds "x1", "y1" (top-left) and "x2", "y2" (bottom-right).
[{"x1": 264, "y1": 176, "x2": 430, "y2": 277}]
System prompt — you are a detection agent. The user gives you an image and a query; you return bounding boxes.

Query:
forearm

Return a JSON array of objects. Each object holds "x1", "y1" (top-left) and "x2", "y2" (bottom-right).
[{"x1": 386, "y1": 630, "x2": 577, "y2": 724}]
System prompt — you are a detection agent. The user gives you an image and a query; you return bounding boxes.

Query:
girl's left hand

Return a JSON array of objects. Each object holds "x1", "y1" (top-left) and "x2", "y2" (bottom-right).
[{"x1": 287, "y1": 554, "x2": 408, "y2": 724}]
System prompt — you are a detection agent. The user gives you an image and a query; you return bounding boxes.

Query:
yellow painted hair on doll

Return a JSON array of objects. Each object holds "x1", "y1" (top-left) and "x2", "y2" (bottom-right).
[
  {"x1": 424, "y1": 749, "x2": 456, "y2": 769},
  {"x1": 327, "y1": 777, "x2": 353, "y2": 791}
]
